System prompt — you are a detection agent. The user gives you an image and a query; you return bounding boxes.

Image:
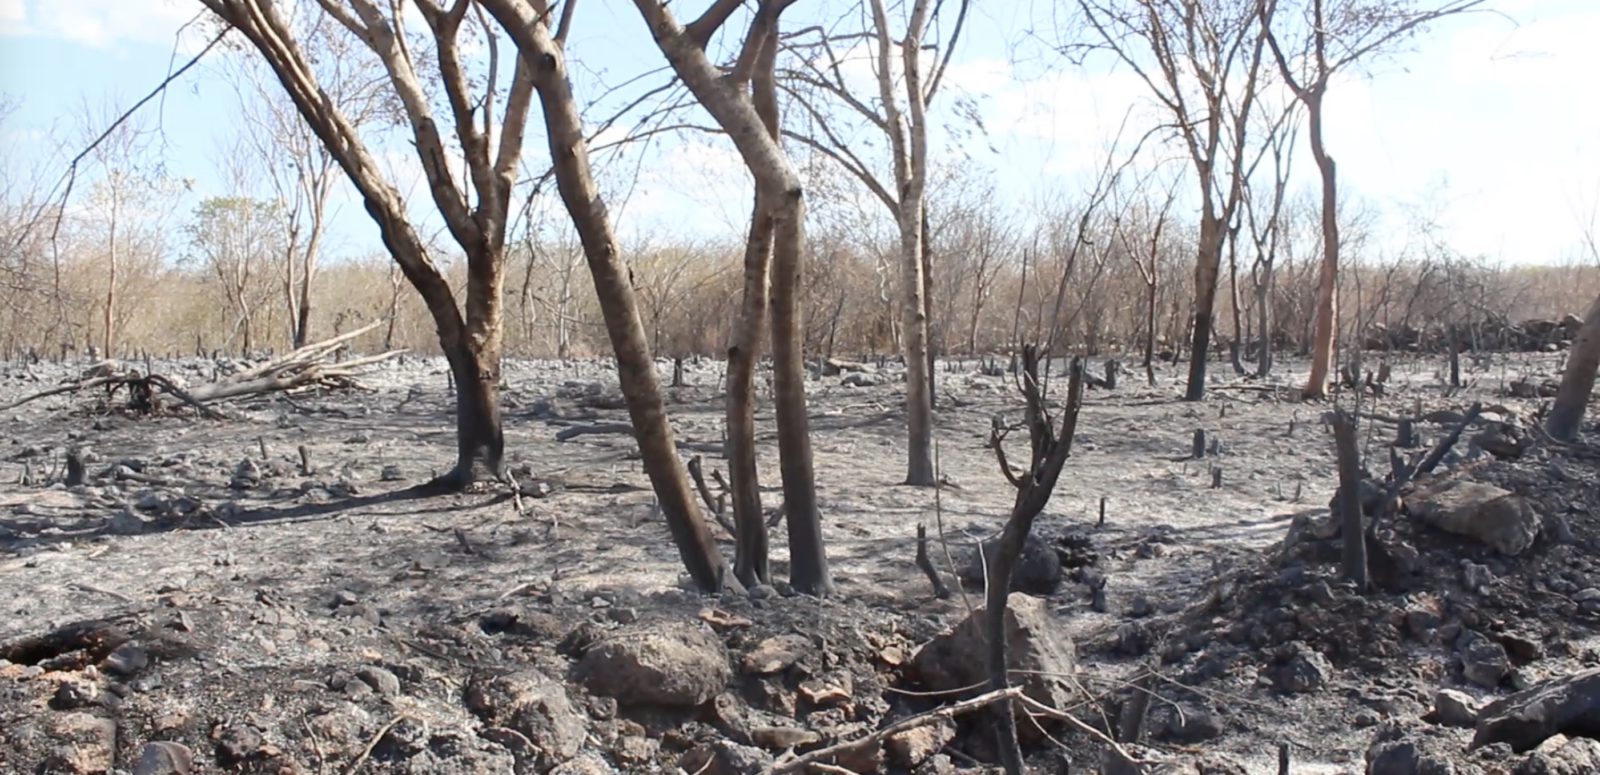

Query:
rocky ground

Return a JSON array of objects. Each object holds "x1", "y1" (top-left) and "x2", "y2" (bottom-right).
[{"x1": 0, "y1": 349, "x2": 1597, "y2": 774}]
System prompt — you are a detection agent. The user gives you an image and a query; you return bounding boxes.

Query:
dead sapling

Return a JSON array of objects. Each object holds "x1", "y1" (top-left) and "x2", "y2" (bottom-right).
[
  {"x1": 985, "y1": 346, "x2": 1088, "y2": 774},
  {"x1": 1330, "y1": 410, "x2": 1368, "y2": 592}
]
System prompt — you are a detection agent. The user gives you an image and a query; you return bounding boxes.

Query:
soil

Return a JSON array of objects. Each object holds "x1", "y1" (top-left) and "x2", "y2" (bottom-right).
[{"x1": 1, "y1": 349, "x2": 1596, "y2": 774}]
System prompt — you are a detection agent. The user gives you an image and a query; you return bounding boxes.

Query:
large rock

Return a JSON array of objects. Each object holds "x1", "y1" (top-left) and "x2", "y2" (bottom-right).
[
  {"x1": 133, "y1": 742, "x2": 194, "y2": 775},
  {"x1": 911, "y1": 593, "x2": 1076, "y2": 712},
  {"x1": 1432, "y1": 689, "x2": 1481, "y2": 728},
  {"x1": 1410, "y1": 480, "x2": 1539, "y2": 556},
  {"x1": 463, "y1": 670, "x2": 587, "y2": 770},
  {"x1": 579, "y1": 621, "x2": 730, "y2": 708},
  {"x1": 958, "y1": 533, "x2": 1063, "y2": 595},
  {"x1": 1514, "y1": 736, "x2": 1600, "y2": 775},
  {"x1": 1473, "y1": 669, "x2": 1600, "y2": 752}
]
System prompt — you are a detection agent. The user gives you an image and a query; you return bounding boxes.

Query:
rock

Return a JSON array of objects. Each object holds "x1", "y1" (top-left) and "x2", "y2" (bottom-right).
[
  {"x1": 959, "y1": 533, "x2": 1063, "y2": 595},
  {"x1": 1154, "y1": 704, "x2": 1223, "y2": 743},
  {"x1": 911, "y1": 593, "x2": 1077, "y2": 714},
  {"x1": 1410, "y1": 480, "x2": 1540, "y2": 556},
  {"x1": 101, "y1": 641, "x2": 149, "y2": 677},
  {"x1": 1432, "y1": 689, "x2": 1480, "y2": 727},
  {"x1": 1459, "y1": 630, "x2": 1511, "y2": 688},
  {"x1": 1190, "y1": 752, "x2": 1251, "y2": 774},
  {"x1": 1366, "y1": 736, "x2": 1457, "y2": 775},
  {"x1": 1514, "y1": 736, "x2": 1600, "y2": 775},
  {"x1": 886, "y1": 718, "x2": 956, "y2": 768},
  {"x1": 45, "y1": 713, "x2": 117, "y2": 774},
  {"x1": 211, "y1": 722, "x2": 267, "y2": 766},
  {"x1": 741, "y1": 634, "x2": 811, "y2": 675},
  {"x1": 1473, "y1": 669, "x2": 1600, "y2": 752},
  {"x1": 108, "y1": 508, "x2": 152, "y2": 535},
  {"x1": 841, "y1": 372, "x2": 881, "y2": 387},
  {"x1": 798, "y1": 673, "x2": 853, "y2": 708},
  {"x1": 548, "y1": 753, "x2": 618, "y2": 775},
  {"x1": 679, "y1": 740, "x2": 773, "y2": 775},
  {"x1": 1273, "y1": 643, "x2": 1331, "y2": 693},
  {"x1": 380, "y1": 465, "x2": 404, "y2": 482},
  {"x1": 50, "y1": 676, "x2": 101, "y2": 710},
  {"x1": 134, "y1": 741, "x2": 194, "y2": 775},
  {"x1": 579, "y1": 621, "x2": 730, "y2": 707},
  {"x1": 355, "y1": 665, "x2": 401, "y2": 697},
  {"x1": 463, "y1": 670, "x2": 586, "y2": 770},
  {"x1": 750, "y1": 725, "x2": 822, "y2": 749},
  {"x1": 1474, "y1": 427, "x2": 1526, "y2": 459}
]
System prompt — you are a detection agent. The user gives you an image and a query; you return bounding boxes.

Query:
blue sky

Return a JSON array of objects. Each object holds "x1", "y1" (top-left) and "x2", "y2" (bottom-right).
[{"x1": 2, "y1": 0, "x2": 1598, "y2": 266}]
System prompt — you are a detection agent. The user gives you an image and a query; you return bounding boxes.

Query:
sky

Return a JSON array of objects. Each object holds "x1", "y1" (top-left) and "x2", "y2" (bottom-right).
[{"x1": 1, "y1": 0, "x2": 1598, "y2": 266}]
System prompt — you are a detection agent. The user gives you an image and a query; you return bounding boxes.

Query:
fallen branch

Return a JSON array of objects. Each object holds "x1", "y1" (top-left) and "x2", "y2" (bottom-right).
[
  {"x1": 768, "y1": 687, "x2": 1026, "y2": 773},
  {"x1": 1415, "y1": 401, "x2": 1482, "y2": 477},
  {"x1": 554, "y1": 422, "x2": 634, "y2": 442}
]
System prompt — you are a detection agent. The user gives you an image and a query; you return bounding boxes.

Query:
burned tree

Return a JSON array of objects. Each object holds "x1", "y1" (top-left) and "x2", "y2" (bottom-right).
[
  {"x1": 627, "y1": 0, "x2": 833, "y2": 595},
  {"x1": 1547, "y1": 292, "x2": 1600, "y2": 441},
  {"x1": 985, "y1": 350, "x2": 1087, "y2": 772},
  {"x1": 780, "y1": 0, "x2": 972, "y2": 484},
  {"x1": 477, "y1": 0, "x2": 730, "y2": 591},
  {"x1": 199, "y1": 0, "x2": 528, "y2": 488},
  {"x1": 1262, "y1": 0, "x2": 1483, "y2": 398},
  {"x1": 1077, "y1": 0, "x2": 1274, "y2": 401}
]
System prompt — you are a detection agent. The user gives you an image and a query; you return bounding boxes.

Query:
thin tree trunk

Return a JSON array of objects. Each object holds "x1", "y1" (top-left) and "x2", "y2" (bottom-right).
[
  {"x1": 1185, "y1": 210, "x2": 1224, "y2": 400},
  {"x1": 1546, "y1": 292, "x2": 1600, "y2": 441},
  {"x1": 1303, "y1": 95, "x2": 1340, "y2": 399},
  {"x1": 1227, "y1": 223, "x2": 1247, "y2": 376},
  {"x1": 1256, "y1": 260, "x2": 1274, "y2": 377},
  {"x1": 103, "y1": 199, "x2": 119, "y2": 357},
  {"x1": 492, "y1": 5, "x2": 728, "y2": 591},
  {"x1": 901, "y1": 208, "x2": 936, "y2": 484}
]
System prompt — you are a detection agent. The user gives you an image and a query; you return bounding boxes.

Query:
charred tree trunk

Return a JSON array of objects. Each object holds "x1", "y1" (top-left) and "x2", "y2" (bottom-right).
[
  {"x1": 1185, "y1": 211, "x2": 1225, "y2": 401},
  {"x1": 496, "y1": 7, "x2": 728, "y2": 592},
  {"x1": 1256, "y1": 259, "x2": 1275, "y2": 377},
  {"x1": 1546, "y1": 292, "x2": 1600, "y2": 441},
  {"x1": 1302, "y1": 94, "x2": 1340, "y2": 400},
  {"x1": 1332, "y1": 410, "x2": 1367, "y2": 592}
]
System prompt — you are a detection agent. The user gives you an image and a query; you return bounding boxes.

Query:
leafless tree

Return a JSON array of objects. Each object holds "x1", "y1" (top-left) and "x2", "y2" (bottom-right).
[
  {"x1": 1547, "y1": 292, "x2": 1600, "y2": 440},
  {"x1": 1076, "y1": 0, "x2": 1274, "y2": 401},
  {"x1": 1262, "y1": 0, "x2": 1483, "y2": 398},
  {"x1": 629, "y1": 0, "x2": 834, "y2": 595},
  {"x1": 779, "y1": 0, "x2": 970, "y2": 484}
]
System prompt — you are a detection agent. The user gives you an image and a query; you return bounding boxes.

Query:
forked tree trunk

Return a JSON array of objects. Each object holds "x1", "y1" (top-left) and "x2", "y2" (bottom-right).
[
  {"x1": 723, "y1": 33, "x2": 782, "y2": 587},
  {"x1": 484, "y1": 0, "x2": 729, "y2": 592},
  {"x1": 1185, "y1": 210, "x2": 1225, "y2": 400},
  {"x1": 1302, "y1": 95, "x2": 1340, "y2": 400},
  {"x1": 1546, "y1": 292, "x2": 1600, "y2": 441},
  {"x1": 630, "y1": 0, "x2": 831, "y2": 596},
  {"x1": 199, "y1": 0, "x2": 522, "y2": 500}
]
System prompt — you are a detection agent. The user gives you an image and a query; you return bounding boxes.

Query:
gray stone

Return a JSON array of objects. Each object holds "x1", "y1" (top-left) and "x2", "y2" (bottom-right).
[
  {"x1": 1366, "y1": 737, "x2": 1456, "y2": 775},
  {"x1": 958, "y1": 532, "x2": 1063, "y2": 595},
  {"x1": 1433, "y1": 689, "x2": 1480, "y2": 728},
  {"x1": 1274, "y1": 644, "x2": 1331, "y2": 693},
  {"x1": 1411, "y1": 480, "x2": 1540, "y2": 556},
  {"x1": 579, "y1": 621, "x2": 730, "y2": 707},
  {"x1": 463, "y1": 669, "x2": 586, "y2": 770},
  {"x1": 741, "y1": 634, "x2": 810, "y2": 675},
  {"x1": 1474, "y1": 669, "x2": 1600, "y2": 752},
  {"x1": 679, "y1": 740, "x2": 774, "y2": 775},
  {"x1": 1459, "y1": 630, "x2": 1511, "y2": 688},
  {"x1": 1513, "y1": 736, "x2": 1600, "y2": 775},
  {"x1": 108, "y1": 508, "x2": 152, "y2": 535},
  {"x1": 102, "y1": 642, "x2": 149, "y2": 677},
  {"x1": 911, "y1": 593, "x2": 1077, "y2": 713},
  {"x1": 355, "y1": 665, "x2": 401, "y2": 697},
  {"x1": 134, "y1": 741, "x2": 194, "y2": 775}
]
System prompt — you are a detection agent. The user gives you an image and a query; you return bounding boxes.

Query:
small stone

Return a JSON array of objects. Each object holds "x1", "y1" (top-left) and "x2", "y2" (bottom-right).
[
  {"x1": 747, "y1": 584, "x2": 777, "y2": 601},
  {"x1": 50, "y1": 678, "x2": 100, "y2": 710},
  {"x1": 355, "y1": 665, "x2": 401, "y2": 697},
  {"x1": 108, "y1": 509, "x2": 152, "y2": 535},
  {"x1": 211, "y1": 722, "x2": 266, "y2": 766},
  {"x1": 1459, "y1": 631, "x2": 1511, "y2": 688},
  {"x1": 134, "y1": 741, "x2": 194, "y2": 775},
  {"x1": 751, "y1": 725, "x2": 822, "y2": 750},
  {"x1": 380, "y1": 465, "x2": 404, "y2": 482},
  {"x1": 798, "y1": 673, "x2": 853, "y2": 708},
  {"x1": 679, "y1": 741, "x2": 774, "y2": 775},
  {"x1": 886, "y1": 718, "x2": 957, "y2": 767},
  {"x1": 102, "y1": 642, "x2": 149, "y2": 677},
  {"x1": 1434, "y1": 689, "x2": 1480, "y2": 727},
  {"x1": 1274, "y1": 644, "x2": 1331, "y2": 693},
  {"x1": 742, "y1": 634, "x2": 811, "y2": 675},
  {"x1": 1128, "y1": 595, "x2": 1154, "y2": 618}
]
